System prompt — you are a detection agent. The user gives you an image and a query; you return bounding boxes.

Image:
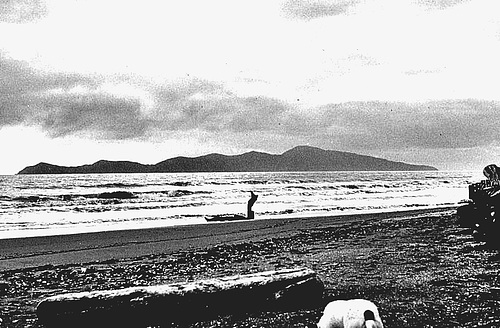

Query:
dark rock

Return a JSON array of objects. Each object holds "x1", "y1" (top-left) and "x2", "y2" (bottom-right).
[
  {"x1": 0, "y1": 281, "x2": 8, "y2": 295},
  {"x1": 61, "y1": 195, "x2": 72, "y2": 201},
  {"x1": 97, "y1": 191, "x2": 135, "y2": 199},
  {"x1": 13, "y1": 196, "x2": 40, "y2": 202}
]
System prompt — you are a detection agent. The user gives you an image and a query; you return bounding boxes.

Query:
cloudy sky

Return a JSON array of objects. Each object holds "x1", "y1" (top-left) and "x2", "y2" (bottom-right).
[{"x1": 1, "y1": 0, "x2": 499, "y2": 174}]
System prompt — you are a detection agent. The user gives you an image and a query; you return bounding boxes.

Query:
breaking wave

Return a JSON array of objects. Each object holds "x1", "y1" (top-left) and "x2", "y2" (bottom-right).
[{"x1": 0, "y1": 170, "x2": 478, "y2": 238}]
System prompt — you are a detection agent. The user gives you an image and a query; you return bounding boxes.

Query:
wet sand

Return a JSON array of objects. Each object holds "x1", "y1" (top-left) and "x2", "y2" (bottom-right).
[
  {"x1": 0, "y1": 209, "x2": 442, "y2": 271},
  {"x1": 1, "y1": 207, "x2": 500, "y2": 327}
]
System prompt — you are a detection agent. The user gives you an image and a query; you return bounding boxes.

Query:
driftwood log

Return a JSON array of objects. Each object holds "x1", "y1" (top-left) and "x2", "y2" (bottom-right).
[{"x1": 37, "y1": 267, "x2": 324, "y2": 327}]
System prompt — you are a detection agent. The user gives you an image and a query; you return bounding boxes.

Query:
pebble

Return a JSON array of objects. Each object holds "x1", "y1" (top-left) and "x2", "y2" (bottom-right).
[{"x1": 0, "y1": 281, "x2": 8, "y2": 296}]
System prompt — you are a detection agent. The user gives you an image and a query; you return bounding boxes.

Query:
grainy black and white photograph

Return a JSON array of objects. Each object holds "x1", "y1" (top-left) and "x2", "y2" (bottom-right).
[{"x1": 1, "y1": 0, "x2": 500, "y2": 327}]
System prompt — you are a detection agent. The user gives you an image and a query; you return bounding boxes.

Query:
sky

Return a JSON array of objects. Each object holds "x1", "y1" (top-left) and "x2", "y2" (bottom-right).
[{"x1": 1, "y1": 0, "x2": 500, "y2": 174}]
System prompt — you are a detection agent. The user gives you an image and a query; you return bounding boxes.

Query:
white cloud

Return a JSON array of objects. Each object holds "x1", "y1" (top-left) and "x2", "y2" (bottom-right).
[{"x1": 3, "y1": 0, "x2": 499, "y2": 104}]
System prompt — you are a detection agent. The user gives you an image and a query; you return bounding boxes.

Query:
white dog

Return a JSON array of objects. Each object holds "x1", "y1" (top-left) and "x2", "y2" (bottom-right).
[{"x1": 317, "y1": 299, "x2": 384, "y2": 328}]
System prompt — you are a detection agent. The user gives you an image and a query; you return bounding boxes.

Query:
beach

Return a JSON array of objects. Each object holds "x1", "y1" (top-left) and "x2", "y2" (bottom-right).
[{"x1": 1, "y1": 206, "x2": 499, "y2": 327}]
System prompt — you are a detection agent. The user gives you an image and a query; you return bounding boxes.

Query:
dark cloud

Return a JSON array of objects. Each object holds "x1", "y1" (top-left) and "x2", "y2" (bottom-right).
[
  {"x1": 414, "y1": 0, "x2": 471, "y2": 10},
  {"x1": 150, "y1": 95, "x2": 500, "y2": 153},
  {"x1": 314, "y1": 100, "x2": 500, "y2": 151},
  {"x1": 0, "y1": 55, "x2": 297, "y2": 141},
  {"x1": 282, "y1": 0, "x2": 361, "y2": 20},
  {"x1": 37, "y1": 92, "x2": 148, "y2": 139},
  {"x1": 282, "y1": 0, "x2": 471, "y2": 21},
  {"x1": 0, "y1": 55, "x2": 149, "y2": 139},
  {"x1": 150, "y1": 81, "x2": 294, "y2": 133},
  {"x1": 0, "y1": 0, "x2": 47, "y2": 23}
]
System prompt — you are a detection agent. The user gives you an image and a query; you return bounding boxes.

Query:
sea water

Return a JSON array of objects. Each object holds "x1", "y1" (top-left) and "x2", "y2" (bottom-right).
[{"x1": 0, "y1": 171, "x2": 483, "y2": 239}]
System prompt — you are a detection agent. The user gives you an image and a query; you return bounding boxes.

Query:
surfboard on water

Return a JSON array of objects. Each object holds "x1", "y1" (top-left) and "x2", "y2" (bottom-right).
[{"x1": 205, "y1": 214, "x2": 249, "y2": 222}]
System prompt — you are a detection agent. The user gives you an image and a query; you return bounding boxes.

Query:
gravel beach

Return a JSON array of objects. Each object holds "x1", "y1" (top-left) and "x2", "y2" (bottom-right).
[{"x1": 1, "y1": 207, "x2": 499, "y2": 327}]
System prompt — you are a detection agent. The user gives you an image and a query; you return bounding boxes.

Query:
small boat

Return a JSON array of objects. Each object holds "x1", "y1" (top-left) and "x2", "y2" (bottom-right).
[
  {"x1": 205, "y1": 191, "x2": 258, "y2": 222},
  {"x1": 205, "y1": 214, "x2": 249, "y2": 222}
]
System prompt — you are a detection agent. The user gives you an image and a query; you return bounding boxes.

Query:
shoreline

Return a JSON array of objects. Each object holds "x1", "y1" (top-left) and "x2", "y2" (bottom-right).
[
  {"x1": 0, "y1": 206, "x2": 455, "y2": 272},
  {"x1": 0, "y1": 204, "x2": 461, "y2": 241}
]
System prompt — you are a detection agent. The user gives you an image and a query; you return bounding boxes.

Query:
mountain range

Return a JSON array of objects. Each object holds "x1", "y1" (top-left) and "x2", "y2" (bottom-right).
[{"x1": 17, "y1": 146, "x2": 437, "y2": 174}]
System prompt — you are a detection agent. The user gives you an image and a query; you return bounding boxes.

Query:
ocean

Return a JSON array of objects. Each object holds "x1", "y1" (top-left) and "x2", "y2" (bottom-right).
[{"x1": 0, "y1": 171, "x2": 482, "y2": 239}]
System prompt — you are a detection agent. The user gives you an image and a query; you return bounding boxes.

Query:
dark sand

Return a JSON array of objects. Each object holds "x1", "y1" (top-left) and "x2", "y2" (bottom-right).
[{"x1": 1, "y1": 207, "x2": 500, "y2": 327}]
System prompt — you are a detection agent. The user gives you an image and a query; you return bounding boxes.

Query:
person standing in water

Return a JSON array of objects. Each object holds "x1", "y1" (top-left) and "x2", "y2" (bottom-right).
[{"x1": 247, "y1": 191, "x2": 258, "y2": 219}]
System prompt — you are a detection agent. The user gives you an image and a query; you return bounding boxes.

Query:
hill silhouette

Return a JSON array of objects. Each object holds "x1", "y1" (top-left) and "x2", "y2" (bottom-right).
[{"x1": 17, "y1": 146, "x2": 437, "y2": 174}]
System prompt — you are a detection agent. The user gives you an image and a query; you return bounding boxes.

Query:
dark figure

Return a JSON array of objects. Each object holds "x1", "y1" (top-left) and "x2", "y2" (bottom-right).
[
  {"x1": 483, "y1": 164, "x2": 500, "y2": 181},
  {"x1": 247, "y1": 191, "x2": 258, "y2": 219}
]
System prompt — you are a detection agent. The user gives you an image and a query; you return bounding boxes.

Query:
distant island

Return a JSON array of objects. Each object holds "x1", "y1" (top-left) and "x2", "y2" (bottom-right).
[{"x1": 17, "y1": 146, "x2": 438, "y2": 174}]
